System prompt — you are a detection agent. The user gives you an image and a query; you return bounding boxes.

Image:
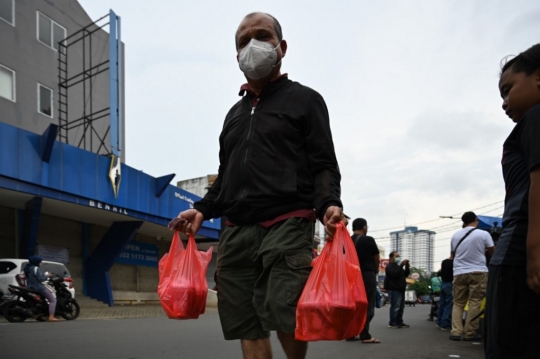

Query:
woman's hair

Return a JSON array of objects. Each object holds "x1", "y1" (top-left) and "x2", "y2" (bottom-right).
[{"x1": 501, "y1": 43, "x2": 540, "y2": 77}]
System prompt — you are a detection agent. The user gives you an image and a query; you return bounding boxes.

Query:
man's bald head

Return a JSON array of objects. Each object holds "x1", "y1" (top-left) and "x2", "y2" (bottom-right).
[{"x1": 235, "y1": 12, "x2": 283, "y2": 49}]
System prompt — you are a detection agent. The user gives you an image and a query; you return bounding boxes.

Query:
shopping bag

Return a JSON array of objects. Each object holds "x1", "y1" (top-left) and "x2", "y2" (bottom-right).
[
  {"x1": 158, "y1": 231, "x2": 213, "y2": 319},
  {"x1": 295, "y1": 222, "x2": 368, "y2": 341}
]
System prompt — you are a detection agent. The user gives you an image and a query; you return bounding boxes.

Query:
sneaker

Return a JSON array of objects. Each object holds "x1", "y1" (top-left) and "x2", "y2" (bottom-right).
[
  {"x1": 398, "y1": 323, "x2": 410, "y2": 328},
  {"x1": 435, "y1": 323, "x2": 441, "y2": 328},
  {"x1": 388, "y1": 324, "x2": 399, "y2": 328},
  {"x1": 449, "y1": 335, "x2": 462, "y2": 341},
  {"x1": 440, "y1": 327, "x2": 450, "y2": 331}
]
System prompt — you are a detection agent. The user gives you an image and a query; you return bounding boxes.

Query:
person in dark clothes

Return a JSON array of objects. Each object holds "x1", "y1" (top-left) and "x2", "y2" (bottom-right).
[
  {"x1": 484, "y1": 43, "x2": 540, "y2": 358},
  {"x1": 346, "y1": 218, "x2": 381, "y2": 343},
  {"x1": 171, "y1": 12, "x2": 344, "y2": 359},
  {"x1": 384, "y1": 251, "x2": 411, "y2": 328},
  {"x1": 436, "y1": 254, "x2": 454, "y2": 330}
]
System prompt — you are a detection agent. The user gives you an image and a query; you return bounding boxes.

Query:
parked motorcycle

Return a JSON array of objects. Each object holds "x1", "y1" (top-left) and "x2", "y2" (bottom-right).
[{"x1": 2, "y1": 274, "x2": 80, "y2": 322}]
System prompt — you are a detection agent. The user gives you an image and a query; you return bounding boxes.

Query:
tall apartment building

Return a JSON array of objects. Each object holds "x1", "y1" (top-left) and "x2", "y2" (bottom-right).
[{"x1": 389, "y1": 226, "x2": 435, "y2": 272}]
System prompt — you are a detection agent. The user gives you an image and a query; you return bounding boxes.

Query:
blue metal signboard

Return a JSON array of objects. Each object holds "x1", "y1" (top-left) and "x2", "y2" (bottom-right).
[{"x1": 116, "y1": 241, "x2": 159, "y2": 267}]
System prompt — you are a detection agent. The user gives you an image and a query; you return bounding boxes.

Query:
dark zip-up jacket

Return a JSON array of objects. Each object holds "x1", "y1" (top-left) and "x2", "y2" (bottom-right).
[
  {"x1": 384, "y1": 262, "x2": 410, "y2": 292},
  {"x1": 194, "y1": 77, "x2": 342, "y2": 225}
]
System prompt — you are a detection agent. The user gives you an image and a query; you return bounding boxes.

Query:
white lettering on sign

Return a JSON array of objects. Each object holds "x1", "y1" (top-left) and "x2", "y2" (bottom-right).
[
  {"x1": 89, "y1": 200, "x2": 128, "y2": 215},
  {"x1": 174, "y1": 192, "x2": 195, "y2": 204}
]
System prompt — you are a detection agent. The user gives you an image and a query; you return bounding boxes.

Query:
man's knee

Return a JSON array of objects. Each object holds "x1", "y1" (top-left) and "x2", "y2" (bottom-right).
[{"x1": 241, "y1": 338, "x2": 272, "y2": 359}]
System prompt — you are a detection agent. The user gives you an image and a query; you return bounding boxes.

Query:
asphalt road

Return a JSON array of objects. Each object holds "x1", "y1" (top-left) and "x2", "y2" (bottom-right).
[{"x1": 0, "y1": 304, "x2": 484, "y2": 359}]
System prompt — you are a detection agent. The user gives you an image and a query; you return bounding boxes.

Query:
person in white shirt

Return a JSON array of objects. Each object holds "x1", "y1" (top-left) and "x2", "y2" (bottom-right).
[{"x1": 449, "y1": 212, "x2": 495, "y2": 341}]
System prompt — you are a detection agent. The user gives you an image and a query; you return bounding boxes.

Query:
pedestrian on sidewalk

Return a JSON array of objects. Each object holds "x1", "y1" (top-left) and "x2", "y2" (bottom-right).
[
  {"x1": 170, "y1": 12, "x2": 344, "y2": 359},
  {"x1": 449, "y1": 212, "x2": 494, "y2": 341},
  {"x1": 346, "y1": 218, "x2": 381, "y2": 343},
  {"x1": 384, "y1": 251, "x2": 411, "y2": 329},
  {"x1": 436, "y1": 255, "x2": 453, "y2": 331}
]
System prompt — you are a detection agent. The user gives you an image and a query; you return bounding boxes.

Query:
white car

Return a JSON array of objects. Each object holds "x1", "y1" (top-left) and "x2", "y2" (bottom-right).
[{"x1": 0, "y1": 258, "x2": 75, "y2": 298}]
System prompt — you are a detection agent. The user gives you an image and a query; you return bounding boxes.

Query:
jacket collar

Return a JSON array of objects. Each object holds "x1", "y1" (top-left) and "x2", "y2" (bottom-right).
[{"x1": 238, "y1": 74, "x2": 289, "y2": 97}]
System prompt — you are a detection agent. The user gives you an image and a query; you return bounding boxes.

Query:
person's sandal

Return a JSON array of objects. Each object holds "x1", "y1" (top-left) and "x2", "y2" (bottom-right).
[{"x1": 361, "y1": 338, "x2": 381, "y2": 344}]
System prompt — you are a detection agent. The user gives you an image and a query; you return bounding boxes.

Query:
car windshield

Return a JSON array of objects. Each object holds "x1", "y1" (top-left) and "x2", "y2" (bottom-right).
[{"x1": 41, "y1": 262, "x2": 71, "y2": 277}]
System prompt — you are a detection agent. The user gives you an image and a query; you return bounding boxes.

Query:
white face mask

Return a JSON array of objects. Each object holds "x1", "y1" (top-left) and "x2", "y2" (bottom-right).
[
  {"x1": 394, "y1": 257, "x2": 402, "y2": 265},
  {"x1": 238, "y1": 39, "x2": 281, "y2": 80}
]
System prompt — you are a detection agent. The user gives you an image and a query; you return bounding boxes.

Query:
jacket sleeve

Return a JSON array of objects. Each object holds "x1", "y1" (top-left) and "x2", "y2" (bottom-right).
[
  {"x1": 193, "y1": 123, "x2": 228, "y2": 220},
  {"x1": 34, "y1": 267, "x2": 48, "y2": 282},
  {"x1": 304, "y1": 91, "x2": 343, "y2": 222},
  {"x1": 404, "y1": 266, "x2": 410, "y2": 278}
]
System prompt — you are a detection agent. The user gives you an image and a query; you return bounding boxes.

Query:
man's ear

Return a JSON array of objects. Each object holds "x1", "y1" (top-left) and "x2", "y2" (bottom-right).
[
  {"x1": 280, "y1": 39, "x2": 288, "y2": 58},
  {"x1": 535, "y1": 69, "x2": 540, "y2": 86}
]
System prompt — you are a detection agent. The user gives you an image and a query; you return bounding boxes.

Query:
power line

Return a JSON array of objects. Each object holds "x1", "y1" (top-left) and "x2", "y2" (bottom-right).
[{"x1": 368, "y1": 200, "x2": 503, "y2": 233}]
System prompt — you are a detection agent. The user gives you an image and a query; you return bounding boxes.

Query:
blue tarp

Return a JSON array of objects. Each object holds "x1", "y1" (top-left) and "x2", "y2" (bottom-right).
[{"x1": 477, "y1": 215, "x2": 503, "y2": 230}]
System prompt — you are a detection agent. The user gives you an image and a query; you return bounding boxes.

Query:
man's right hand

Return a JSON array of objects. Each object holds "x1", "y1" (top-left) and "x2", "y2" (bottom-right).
[{"x1": 169, "y1": 209, "x2": 204, "y2": 235}]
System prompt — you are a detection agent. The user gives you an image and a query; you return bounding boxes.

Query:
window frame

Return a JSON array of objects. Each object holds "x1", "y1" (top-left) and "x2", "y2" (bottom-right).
[
  {"x1": 0, "y1": 63, "x2": 16, "y2": 102},
  {"x1": 37, "y1": 83, "x2": 53, "y2": 118},
  {"x1": 36, "y1": 11, "x2": 67, "y2": 51},
  {"x1": 0, "y1": 0, "x2": 14, "y2": 26}
]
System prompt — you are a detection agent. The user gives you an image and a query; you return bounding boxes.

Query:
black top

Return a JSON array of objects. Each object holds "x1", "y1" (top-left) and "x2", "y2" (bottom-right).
[
  {"x1": 492, "y1": 104, "x2": 540, "y2": 266},
  {"x1": 352, "y1": 234, "x2": 380, "y2": 272},
  {"x1": 440, "y1": 258, "x2": 453, "y2": 283},
  {"x1": 384, "y1": 262, "x2": 410, "y2": 292},
  {"x1": 194, "y1": 76, "x2": 342, "y2": 224}
]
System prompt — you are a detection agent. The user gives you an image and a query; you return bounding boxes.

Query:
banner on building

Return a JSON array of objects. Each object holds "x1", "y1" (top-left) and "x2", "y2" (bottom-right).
[
  {"x1": 116, "y1": 241, "x2": 159, "y2": 267},
  {"x1": 37, "y1": 244, "x2": 70, "y2": 264}
]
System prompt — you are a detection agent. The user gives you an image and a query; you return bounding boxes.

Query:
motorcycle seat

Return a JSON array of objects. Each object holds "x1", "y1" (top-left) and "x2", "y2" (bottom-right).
[{"x1": 8, "y1": 284, "x2": 40, "y2": 294}]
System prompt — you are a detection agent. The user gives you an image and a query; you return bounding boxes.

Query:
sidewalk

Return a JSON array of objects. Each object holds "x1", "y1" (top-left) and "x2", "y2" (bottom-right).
[
  {"x1": 1, "y1": 290, "x2": 218, "y2": 322},
  {"x1": 0, "y1": 303, "x2": 166, "y2": 323}
]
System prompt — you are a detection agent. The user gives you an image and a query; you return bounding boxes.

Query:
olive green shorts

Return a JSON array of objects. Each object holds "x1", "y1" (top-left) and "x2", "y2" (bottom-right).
[{"x1": 216, "y1": 217, "x2": 314, "y2": 340}]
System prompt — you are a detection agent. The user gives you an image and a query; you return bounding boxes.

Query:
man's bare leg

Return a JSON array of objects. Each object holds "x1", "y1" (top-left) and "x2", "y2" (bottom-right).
[
  {"x1": 277, "y1": 331, "x2": 307, "y2": 359},
  {"x1": 241, "y1": 338, "x2": 272, "y2": 359}
]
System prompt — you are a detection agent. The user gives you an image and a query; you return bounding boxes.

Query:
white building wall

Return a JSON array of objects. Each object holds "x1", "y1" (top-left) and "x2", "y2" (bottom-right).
[{"x1": 390, "y1": 229, "x2": 435, "y2": 272}]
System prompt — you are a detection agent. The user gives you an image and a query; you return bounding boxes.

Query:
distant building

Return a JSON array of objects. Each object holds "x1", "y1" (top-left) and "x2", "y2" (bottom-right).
[
  {"x1": 390, "y1": 226, "x2": 435, "y2": 272},
  {"x1": 177, "y1": 174, "x2": 218, "y2": 198}
]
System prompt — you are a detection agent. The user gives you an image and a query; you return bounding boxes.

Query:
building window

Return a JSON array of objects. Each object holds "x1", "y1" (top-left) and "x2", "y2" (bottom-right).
[
  {"x1": 0, "y1": 64, "x2": 15, "y2": 102},
  {"x1": 0, "y1": 0, "x2": 14, "y2": 25},
  {"x1": 37, "y1": 11, "x2": 66, "y2": 51},
  {"x1": 38, "y1": 84, "x2": 53, "y2": 117}
]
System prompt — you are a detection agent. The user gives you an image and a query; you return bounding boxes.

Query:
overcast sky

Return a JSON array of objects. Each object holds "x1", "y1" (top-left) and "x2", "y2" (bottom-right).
[{"x1": 79, "y1": 0, "x2": 540, "y2": 269}]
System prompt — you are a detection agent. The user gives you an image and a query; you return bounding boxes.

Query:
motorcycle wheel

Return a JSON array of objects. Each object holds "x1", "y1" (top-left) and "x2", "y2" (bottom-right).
[
  {"x1": 61, "y1": 299, "x2": 80, "y2": 320},
  {"x1": 3, "y1": 301, "x2": 29, "y2": 323}
]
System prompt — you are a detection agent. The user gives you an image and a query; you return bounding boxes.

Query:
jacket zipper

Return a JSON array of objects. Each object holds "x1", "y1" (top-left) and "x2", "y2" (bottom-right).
[{"x1": 239, "y1": 105, "x2": 256, "y2": 203}]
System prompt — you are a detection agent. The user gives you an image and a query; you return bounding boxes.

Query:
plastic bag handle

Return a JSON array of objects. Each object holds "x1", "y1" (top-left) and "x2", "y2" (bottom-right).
[{"x1": 338, "y1": 223, "x2": 360, "y2": 268}]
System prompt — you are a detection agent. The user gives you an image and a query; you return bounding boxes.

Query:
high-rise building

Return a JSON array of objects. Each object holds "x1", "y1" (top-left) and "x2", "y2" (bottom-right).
[{"x1": 389, "y1": 226, "x2": 435, "y2": 272}]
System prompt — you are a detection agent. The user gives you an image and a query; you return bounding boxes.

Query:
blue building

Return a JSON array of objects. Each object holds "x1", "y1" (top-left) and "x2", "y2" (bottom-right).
[{"x1": 0, "y1": 0, "x2": 220, "y2": 305}]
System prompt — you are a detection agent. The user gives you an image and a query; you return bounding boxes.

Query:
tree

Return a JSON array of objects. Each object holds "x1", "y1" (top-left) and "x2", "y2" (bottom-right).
[
  {"x1": 407, "y1": 266, "x2": 431, "y2": 296},
  {"x1": 408, "y1": 280, "x2": 430, "y2": 296}
]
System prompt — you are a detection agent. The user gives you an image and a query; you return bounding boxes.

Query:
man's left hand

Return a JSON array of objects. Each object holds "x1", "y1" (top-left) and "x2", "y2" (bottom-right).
[{"x1": 323, "y1": 206, "x2": 345, "y2": 241}]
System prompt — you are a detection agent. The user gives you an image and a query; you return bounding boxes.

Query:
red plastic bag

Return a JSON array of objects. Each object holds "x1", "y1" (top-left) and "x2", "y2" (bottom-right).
[
  {"x1": 295, "y1": 222, "x2": 368, "y2": 341},
  {"x1": 158, "y1": 231, "x2": 213, "y2": 319}
]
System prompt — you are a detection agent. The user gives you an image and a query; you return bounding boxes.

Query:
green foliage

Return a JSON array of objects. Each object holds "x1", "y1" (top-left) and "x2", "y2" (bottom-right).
[
  {"x1": 408, "y1": 280, "x2": 430, "y2": 296},
  {"x1": 408, "y1": 266, "x2": 430, "y2": 283}
]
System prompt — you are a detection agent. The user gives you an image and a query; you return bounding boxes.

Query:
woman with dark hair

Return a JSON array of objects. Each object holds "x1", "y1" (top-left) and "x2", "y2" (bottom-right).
[
  {"x1": 23, "y1": 256, "x2": 60, "y2": 322},
  {"x1": 485, "y1": 43, "x2": 540, "y2": 358}
]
